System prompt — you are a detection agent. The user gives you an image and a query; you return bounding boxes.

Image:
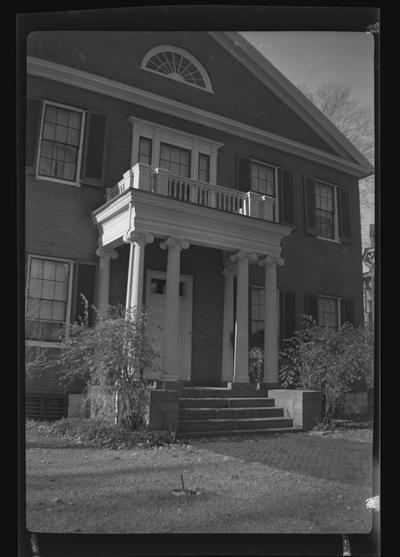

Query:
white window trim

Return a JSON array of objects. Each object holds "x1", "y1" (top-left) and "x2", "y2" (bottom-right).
[
  {"x1": 250, "y1": 159, "x2": 279, "y2": 223},
  {"x1": 129, "y1": 117, "x2": 223, "y2": 185},
  {"x1": 314, "y1": 178, "x2": 340, "y2": 242},
  {"x1": 35, "y1": 100, "x2": 87, "y2": 187},
  {"x1": 317, "y1": 294, "x2": 342, "y2": 328},
  {"x1": 141, "y1": 45, "x2": 214, "y2": 94},
  {"x1": 25, "y1": 254, "x2": 75, "y2": 346}
]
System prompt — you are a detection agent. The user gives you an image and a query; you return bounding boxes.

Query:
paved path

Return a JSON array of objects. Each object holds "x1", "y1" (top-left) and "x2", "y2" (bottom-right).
[{"x1": 192, "y1": 432, "x2": 373, "y2": 486}]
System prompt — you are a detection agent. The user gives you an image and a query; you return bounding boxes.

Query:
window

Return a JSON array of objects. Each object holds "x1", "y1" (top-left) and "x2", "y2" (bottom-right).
[
  {"x1": 315, "y1": 181, "x2": 336, "y2": 239},
  {"x1": 26, "y1": 256, "x2": 73, "y2": 342},
  {"x1": 304, "y1": 176, "x2": 351, "y2": 242},
  {"x1": 160, "y1": 142, "x2": 191, "y2": 178},
  {"x1": 318, "y1": 296, "x2": 340, "y2": 328},
  {"x1": 251, "y1": 161, "x2": 276, "y2": 197},
  {"x1": 250, "y1": 287, "x2": 265, "y2": 335},
  {"x1": 138, "y1": 137, "x2": 152, "y2": 165},
  {"x1": 198, "y1": 153, "x2": 210, "y2": 183},
  {"x1": 150, "y1": 278, "x2": 185, "y2": 297},
  {"x1": 37, "y1": 101, "x2": 85, "y2": 184},
  {"x1": 141, "y1": 45, "x2": 213, "y2": 93}
]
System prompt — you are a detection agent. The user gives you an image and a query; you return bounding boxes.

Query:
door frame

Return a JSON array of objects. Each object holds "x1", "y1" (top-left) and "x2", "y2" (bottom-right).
[{"x1": 145, "y1": 269, "x2": 193, "y2": 381}]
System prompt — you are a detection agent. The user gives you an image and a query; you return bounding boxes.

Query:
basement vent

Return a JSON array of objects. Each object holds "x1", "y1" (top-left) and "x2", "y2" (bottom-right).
[{"x1": 26, "y1": 394, "x2": 67, "y2": 421}]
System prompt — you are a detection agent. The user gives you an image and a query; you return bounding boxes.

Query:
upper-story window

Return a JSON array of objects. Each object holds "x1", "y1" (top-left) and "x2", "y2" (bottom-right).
[
  {"x1": 315, "y1": 181, "x2": 337, "y2": 240},
  {"x1": 141, "y1": 45, "x2": 214, "y2": 93},
  {"x1": 36, "y1": 101, "x2": 86, "y2": 185},
  {"x1": 251, "y1": 161, "x2": 276, "y2": 197},
  {"x1": 159, "y1": 142, "x2": 191, "y2": 178}
]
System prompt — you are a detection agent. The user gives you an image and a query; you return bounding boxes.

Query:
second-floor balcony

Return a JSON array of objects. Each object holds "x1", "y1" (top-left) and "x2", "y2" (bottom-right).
[
  {"x1": 94, "y1": 162, "x2": 292, "y2": 256},
  {"x1": 105, "y1": 163, "x2": 277, "y2": 223}
]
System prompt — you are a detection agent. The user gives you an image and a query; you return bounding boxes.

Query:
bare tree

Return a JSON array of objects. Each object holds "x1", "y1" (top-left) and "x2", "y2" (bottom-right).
[{"x1": 298, "y1": 82, "x2": 374, "y2": 248}]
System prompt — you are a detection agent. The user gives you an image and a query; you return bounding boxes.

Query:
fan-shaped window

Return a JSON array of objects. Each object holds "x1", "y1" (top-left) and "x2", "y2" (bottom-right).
[{"x1": 141, "y1": 45, "x2": 213, "y2": 93}]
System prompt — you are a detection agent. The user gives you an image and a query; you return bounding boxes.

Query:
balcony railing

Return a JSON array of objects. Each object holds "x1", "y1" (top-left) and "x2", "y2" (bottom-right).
[{"x1": 106, "y1": 163, "x2": 276, "y2": 222}]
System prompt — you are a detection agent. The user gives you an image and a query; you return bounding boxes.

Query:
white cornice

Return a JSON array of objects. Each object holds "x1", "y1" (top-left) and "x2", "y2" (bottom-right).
[
  {"x1": 93, "y1": 189, "x2": 293, "y2": 255},
  {"x1": 27, "y1": 56, "x2": 373, "y2": 178},
  {"x1": 212, "y1": 31, "x2": 374, "y2": 172}
]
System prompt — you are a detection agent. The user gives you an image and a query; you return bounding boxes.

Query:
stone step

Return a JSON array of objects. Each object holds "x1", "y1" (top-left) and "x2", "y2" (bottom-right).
[
  {"x1": 176, "y1": 426, "x2": 302, "y2": 439},
  {"x1": 180, "y1": 407, "x2": 284, "y2": 420},
  {"x1": 179, "y1": 397, "x2": 276, "y2": 409},
  {"x1": 178, "y1": 416, "x2": 293, "y2": 433},
  {"x1": 181, "y1": 387, "x2": 267, "y2": 398}
]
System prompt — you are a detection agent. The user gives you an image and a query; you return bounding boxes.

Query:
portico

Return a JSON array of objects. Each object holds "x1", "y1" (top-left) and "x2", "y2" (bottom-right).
[{"x1": 92, "y1": 162, "x2": 293, "y2": 387}]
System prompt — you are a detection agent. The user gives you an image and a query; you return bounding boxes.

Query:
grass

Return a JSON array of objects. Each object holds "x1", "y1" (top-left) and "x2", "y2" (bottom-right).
[{"x1": 25, "y1": 419, "x2": 374, "y2": 534}]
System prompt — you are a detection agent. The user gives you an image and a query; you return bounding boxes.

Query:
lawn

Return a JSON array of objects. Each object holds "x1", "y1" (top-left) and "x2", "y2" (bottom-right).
[{"x1": 25, "y1": 420, "x2": 374, "y2": 534}]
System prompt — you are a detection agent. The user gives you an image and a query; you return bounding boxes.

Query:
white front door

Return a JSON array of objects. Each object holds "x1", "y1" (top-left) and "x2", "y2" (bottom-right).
[{"x1": 144, "y1": 270, "x2": 193, "y2": 381}]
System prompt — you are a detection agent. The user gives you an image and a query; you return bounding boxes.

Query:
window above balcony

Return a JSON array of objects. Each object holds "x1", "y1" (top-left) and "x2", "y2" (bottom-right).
[{"x1": 141, "y1": 45, "x2": 214, "y2": 93}]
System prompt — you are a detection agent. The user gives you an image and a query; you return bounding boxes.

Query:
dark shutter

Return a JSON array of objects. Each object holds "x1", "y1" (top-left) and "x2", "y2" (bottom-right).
[
  {"x1": 338, "y1": 187, "x2": 352, "y2": 242},
  {"x1": 304, "y1": 176, "x2": 317, "y2": 235},
  {"x1": 81, "y1": 112, "x2": 107, "y2": 187},
  {"x1": 26, "y1": 98, "x2": 42, "y2": 168},
  {"x1": 341, "y1": 299, "x2": 354, "y2": 325},
  {"x1": 304, "y1": 292, "x2": 318, "y2": 322},
  {"x1": 284, "y1": 291, "x2": 296, "y2": 339},
  {"x1": 278, "y1": 169, "x2": 295, "y2": 225},
  {"x1": 236, "y1": 156, "x2": 251, "y2": 192},
  {"x1": 73, "y1": 263, "x2": 97, "y2": 326}
]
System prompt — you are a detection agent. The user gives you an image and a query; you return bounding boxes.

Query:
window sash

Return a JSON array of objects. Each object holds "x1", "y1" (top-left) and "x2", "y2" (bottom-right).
[
  {"x1": 36, "y1": 101, "x2": 85, "y2": 185},
  {"x1": 159, "y1": 142, "x2": 191, "y2": 178},
  {"x1": 26, "y1": 256, "x2": 73, "y2": 342},
  {"x1": 251, "y1": 161, "x2": 276, "y2": 197},
  {"x1": 317, "y1": 296, "x2": 340, "y2": 328},
  {"x1": 198, "y1": 153, "x2": 210, "y2": 183},
  {"x1": 315, "y1": 181, "x2": 338, "y2": 240}
]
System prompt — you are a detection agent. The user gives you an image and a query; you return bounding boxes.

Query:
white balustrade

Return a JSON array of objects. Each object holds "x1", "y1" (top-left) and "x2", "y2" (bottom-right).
[{"x1": 106, "y1": 164, "x2": 276, "y2": 222}]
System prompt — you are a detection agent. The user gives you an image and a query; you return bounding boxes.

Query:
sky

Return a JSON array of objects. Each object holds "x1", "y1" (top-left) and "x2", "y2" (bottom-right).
[
  {"x1": 240, "y1": 32, "x2": 374, "y2": 111},
  {"x1": 241, "y1": 31, "x2": 375, "y2": 249}
]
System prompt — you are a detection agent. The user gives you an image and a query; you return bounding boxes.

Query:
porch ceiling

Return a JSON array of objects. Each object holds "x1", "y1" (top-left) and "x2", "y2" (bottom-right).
[{"x1": 92, "y1": 189, "x2": 293, "y2": 256}]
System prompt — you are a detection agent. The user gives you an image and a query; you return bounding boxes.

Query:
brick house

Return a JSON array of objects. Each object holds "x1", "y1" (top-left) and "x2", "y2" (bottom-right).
[{"x1": 25, "y1": 31, "x2": 373, "y2": 428}]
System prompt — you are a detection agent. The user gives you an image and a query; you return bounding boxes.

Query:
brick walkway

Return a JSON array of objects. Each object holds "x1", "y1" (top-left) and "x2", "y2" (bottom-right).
[{"x1": 193, "y1": 433, "x2": 373, "y2": 486}]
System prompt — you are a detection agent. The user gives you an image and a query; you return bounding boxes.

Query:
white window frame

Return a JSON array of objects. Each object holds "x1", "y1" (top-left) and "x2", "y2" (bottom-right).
[
  {"x1": 317, "y1": 295, "x2": 341, "y2": 329},
  {"x1": 141, "y1": 45, "x2": 214, "y2": 94},
  {"x1": 129, "y1": 117, "x2": 223, "y2": 186},
  {"x1": 35, "y1": 100, "x2": 86, "y2": 187},
  {"x1": 250, "y1": 159, "x2": 280, "y2": 223},
  {"x1": 314, "y1": 178, "x2": 340, "y2": 243},
  {"x1": 250, "y1": 285, "x2": 280, "y2": 336},
  {"x1": 25, "y1": 254, "x2": 75, "y2": 347}
]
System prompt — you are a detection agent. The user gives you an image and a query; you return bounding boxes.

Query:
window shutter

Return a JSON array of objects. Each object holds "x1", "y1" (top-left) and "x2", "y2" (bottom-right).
[
  {"x1": 73, "y1": 263, "x2": 97, "y2": 326},
  {"x1": 283, "y1": 291, "x2": 296, "y2": 339},
  {"x1": 338, "y1": 187, "x2": 352, "y2": 242},
  {"x1": 26, "y1": 98, "x2": 42, "y2": 168},
  {"x1": 341, "y1": 298, "x2": 354, "y2": 325},
  {"x1": 304, "y1": 176, "x2": 317, "y2": 235},
  {"x1": 304, "y1": 292, "x2": 318, "y2": 322},
  {"x1": 236, "y1": 156, "x2": 251, "y2": 192},
  {"x1": 80, "y1": 112, "x2": 108, "y2": 187},
  {"x1": 278, "y1": 169, "x2": 295, "y2": 225}
]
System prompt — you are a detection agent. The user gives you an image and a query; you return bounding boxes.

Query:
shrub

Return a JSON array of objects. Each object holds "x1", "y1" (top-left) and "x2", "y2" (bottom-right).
[
  {"x1": 279, "y1": 316, "x2": 374, "y2": 426},
  {"x1": 249, "y1": 346, "x2": 264, "y2": 383},
  {"x1": 46, "y1": 418, "x2": 177, "y2": 449},
  {"x1": 50, "y1": 298, "x2": 160, "y2": 428}
]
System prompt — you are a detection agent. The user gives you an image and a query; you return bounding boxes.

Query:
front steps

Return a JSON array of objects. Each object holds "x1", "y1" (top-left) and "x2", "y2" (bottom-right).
[{"x1": 177, "y1": 387, "x2": 301, "y2": 438}]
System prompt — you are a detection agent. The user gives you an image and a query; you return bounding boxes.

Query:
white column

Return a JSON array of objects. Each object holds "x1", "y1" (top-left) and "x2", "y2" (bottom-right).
[
  {"x1": 123, "y1": 231, "x2": 154, "y2": 315},
  {"x1": 231, "y1": 250, "x2": 257, "y2": 383},
  {"x1": 221, "y1": 265, "x2": 235, "y2": 383},
  {"x1": 95, "y1": 247, "x2": 118, "y2": 317},
  {"x1": 160, "y1": 237, "x2": 190, "y2": 382},
  {"x1": 259, "y1": 255, "x2": 284, "y2": 385}
]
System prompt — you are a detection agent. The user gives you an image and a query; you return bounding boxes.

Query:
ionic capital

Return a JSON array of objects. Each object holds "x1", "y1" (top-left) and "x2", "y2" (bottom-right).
[
  {"x1": 123, "y1": 230, "x2": 154, "y2": 247},
  {"x1": 95, "y1": 247, "x2": 119, "y2": 260},
  {"x1": 160, "y1": 237, "x2": 190, "y2": 252},
  {"x1": 222, "y1": 264, "x2": 236, "y2": 277},
  {"x1": 230, "y1": 250, "x2": 258, "y2": 264},
  {"x1": 258, "y1": 254, "x2": 285, "y2": 268}
]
